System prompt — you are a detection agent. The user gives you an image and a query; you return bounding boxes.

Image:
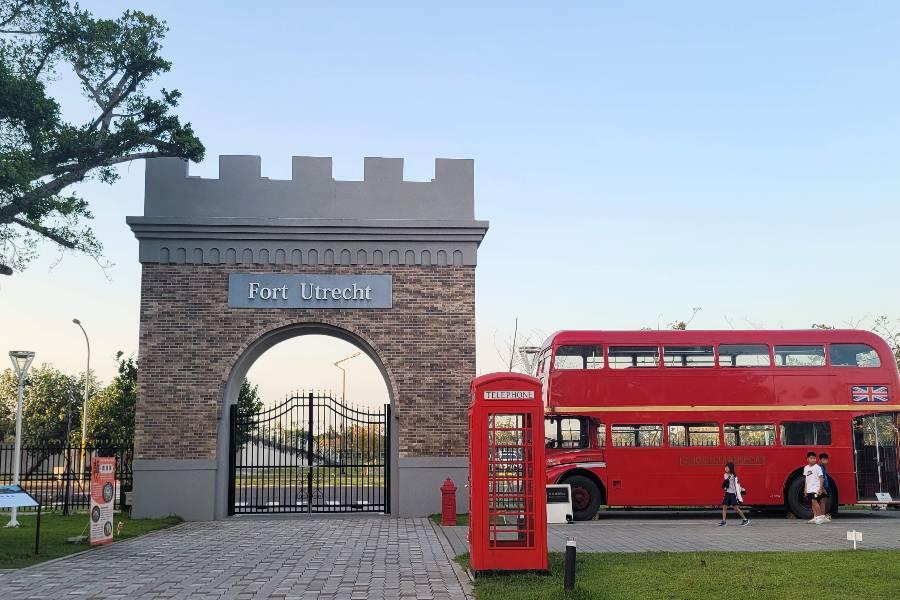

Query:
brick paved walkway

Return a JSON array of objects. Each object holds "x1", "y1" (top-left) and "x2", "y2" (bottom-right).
[
  {"x1": 442, "y1": 509, "x2": 900, "y2": 556},
  {"x1": 0, "y1": 517, "x2": 471, "y2": 600}
]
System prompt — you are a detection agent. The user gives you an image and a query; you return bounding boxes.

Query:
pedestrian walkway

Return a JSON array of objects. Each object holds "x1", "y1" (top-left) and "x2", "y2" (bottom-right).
[
  {"x1": 441, "y1": 509, "x2": 900, "y2": 556},
  {"x1": 0, "y1": 517, "x2": 471, "y2": 600}
]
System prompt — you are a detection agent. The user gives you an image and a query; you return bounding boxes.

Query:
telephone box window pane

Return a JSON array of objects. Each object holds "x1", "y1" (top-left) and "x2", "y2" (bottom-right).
[
  {"x1": 719, "y1": 344, "x2": 770, "y2": 367},
  {"x1": 663, "y1": 346, "x2": 715, "y2": 368},
  {"x1": 724, "y1": 424, "x2": 776, "y2": 446},
  {"x1": 829, "y1": 344, "x2": 881, "y2": 367},
  {"x1": 611, "y1": 424, "x2": 663, "y2": 447},
  {"x1": 608, "y1": 346, "x2": 659, "y2": 369},
  {"x1": 487, "y1": 412, "x2": 535, "y2": 548},
  {"x1": 774, "y1": 345, "x2": 825, "y2": 367},
  {"x1": 780, "y1": 422, "x2": 832, "y2": 446},
  {"x1": 668, "y1": 423, "x2": 720, "y2": 447},
  {"x1": 554, "y1": 345, "x2": 603, "y2": 369}
]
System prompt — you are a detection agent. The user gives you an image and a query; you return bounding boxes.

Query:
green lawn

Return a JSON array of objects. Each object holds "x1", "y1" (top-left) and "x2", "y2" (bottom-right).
[
  {"x1": 430, "y1": 512, "x2": 469, "y2": 526},
  {"x1": 463, "y1": 550, "x2": 900, "y2": 600},
  {"x1": 0, "y1": 512, "x2": 181, "y2": 569}
]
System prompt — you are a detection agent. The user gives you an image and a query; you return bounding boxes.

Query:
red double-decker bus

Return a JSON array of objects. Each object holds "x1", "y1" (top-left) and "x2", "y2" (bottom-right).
[{"x1": 536, "y1": 329, "x2": 900, "y2": 520}]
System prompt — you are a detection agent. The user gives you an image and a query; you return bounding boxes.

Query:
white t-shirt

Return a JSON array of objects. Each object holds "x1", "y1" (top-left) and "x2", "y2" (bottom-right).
[{"x1": 804, "y1": 464, "x2": 823, "y2": 493}]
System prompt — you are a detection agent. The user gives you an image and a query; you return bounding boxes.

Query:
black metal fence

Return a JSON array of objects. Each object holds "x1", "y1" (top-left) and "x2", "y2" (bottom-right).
[{"x1": 0, "y1": 441, "x2": 133, "y2": 513}]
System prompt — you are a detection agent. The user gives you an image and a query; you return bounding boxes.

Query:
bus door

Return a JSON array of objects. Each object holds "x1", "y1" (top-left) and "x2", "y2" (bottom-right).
[{"x1": 853, "y1": 413, "x2": 900, "y2": 501}]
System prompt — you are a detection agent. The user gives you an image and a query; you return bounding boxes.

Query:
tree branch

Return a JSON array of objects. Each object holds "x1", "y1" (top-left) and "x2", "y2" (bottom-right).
[
  {"x1": 0, "y1": 1, "x2": 31, "y2": 29},
  {"x1": 12, "y1": 217, "x2": 79, "y2": 249}
]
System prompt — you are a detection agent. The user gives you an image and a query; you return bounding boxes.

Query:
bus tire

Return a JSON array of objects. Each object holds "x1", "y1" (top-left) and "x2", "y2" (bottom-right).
[
  {"x1": 564, "y1": 474, "x2": 601, "y2": 521},
  {"x1": 786, "y1": 477, "x2": 812, "y2": 519}
]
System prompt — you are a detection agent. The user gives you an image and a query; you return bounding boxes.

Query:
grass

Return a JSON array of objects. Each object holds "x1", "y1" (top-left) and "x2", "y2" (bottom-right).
[
  {"x1": 430, "y1": 512, "x2": 469, "y2": 526},
  {"x1": 0, "y1": 512, "x2": 182, "y2": 569},
  {"x1": 461, "y1": 550, "x2": 900, "y2": 600}
]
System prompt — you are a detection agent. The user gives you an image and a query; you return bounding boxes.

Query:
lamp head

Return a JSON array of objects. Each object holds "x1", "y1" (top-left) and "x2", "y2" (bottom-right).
[
  {"x1": 8, "y1": 350, "x2": 35, "y2": 378},
  {"x1": 72, "y1": 318, "x2": 81, "y2": 325}
]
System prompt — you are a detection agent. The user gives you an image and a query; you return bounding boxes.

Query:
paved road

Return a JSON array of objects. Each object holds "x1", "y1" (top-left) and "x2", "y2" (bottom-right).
[
  {"x1": 1, "y1": 517, "x2": 471, "y2": 600},
  {"x1": 442, "y1": 509, "x2": 900, "y2": 556}
]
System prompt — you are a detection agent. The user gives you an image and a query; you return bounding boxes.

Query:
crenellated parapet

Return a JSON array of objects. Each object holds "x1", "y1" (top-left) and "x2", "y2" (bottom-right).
[{"x1": 127, "y1": 155, "x2": 488, "y2": 266}]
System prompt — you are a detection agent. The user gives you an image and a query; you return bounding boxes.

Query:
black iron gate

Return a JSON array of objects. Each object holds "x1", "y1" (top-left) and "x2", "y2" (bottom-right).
[{"x1": 228, "y1": 392, "x2": 389, "y2": 514}]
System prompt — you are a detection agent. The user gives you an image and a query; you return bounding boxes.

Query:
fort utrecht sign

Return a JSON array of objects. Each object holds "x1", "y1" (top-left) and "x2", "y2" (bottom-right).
[{"x1": 228, "y1": 273, "x2": 392, "y2": 308}]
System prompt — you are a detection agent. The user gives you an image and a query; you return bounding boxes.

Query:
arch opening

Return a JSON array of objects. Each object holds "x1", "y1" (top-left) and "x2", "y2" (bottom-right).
[{"x1": 214, "y1": 322, "x2": 398, "y2": 519}]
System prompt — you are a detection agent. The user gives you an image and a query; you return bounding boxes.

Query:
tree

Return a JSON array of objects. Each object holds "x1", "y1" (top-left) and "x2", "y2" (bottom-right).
[
  {"x1": 0, "y1": 363, "x2": 83, "y2": 444},
  {"x1": 235, "y1": 378, "x2": 263, "y2": 447},
  {"x1": 0, "y1": 0, "x2": 204, "y2": 275},
  {"x1": 85, "y1": 351, "x2": 135, "y2": 443}
]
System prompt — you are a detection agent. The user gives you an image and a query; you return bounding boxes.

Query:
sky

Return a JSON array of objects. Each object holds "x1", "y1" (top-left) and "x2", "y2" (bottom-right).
[{"x1": 2, "y1": 2, "x2": 900, "y2": 407}]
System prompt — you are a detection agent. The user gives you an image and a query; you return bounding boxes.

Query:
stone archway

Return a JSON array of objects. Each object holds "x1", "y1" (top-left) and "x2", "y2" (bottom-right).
[
  {"x1": 215, "y1": 321, "x2": 399, "y2": 519},
  {"x1": 128, "y1": 155, "x2": 488, "y2": 520}
]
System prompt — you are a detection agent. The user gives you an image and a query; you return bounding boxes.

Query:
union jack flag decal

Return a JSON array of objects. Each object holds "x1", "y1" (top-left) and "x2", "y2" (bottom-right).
[{"x1": 851, "y1": 385, "x2": 890, "y2": 403}]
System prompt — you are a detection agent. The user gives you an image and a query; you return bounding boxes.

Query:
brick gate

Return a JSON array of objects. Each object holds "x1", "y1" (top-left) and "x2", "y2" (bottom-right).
[{"x1": 127, "y1": 156, "x2": 488, "y2": 520}]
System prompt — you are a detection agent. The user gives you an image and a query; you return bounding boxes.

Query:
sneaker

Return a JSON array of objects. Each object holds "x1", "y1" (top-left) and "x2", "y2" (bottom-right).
[
  {"x1": 807, "y1": 518, "x2": 817, "y2": 523},
  {"x1": 813, "y1": 516, "x2": 826, "y2": 525},
  {"x1": 741, "y1": 519, "x2": 750, "y2": 527},
  {"x1": 824, "y1": 515, "x2": 832, "y2": 522},
  {"x1": 718, "y1": 520, "x2": 726, "y2": 526}
]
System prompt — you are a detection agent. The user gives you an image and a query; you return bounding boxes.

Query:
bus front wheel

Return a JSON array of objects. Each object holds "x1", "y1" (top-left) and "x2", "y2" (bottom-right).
[
  {"x1": 786, "y1": 477, "x2": 837, "y2": 520},
  {"x1": 564, "y1": 474, "x2": 601, "y2": 521}
]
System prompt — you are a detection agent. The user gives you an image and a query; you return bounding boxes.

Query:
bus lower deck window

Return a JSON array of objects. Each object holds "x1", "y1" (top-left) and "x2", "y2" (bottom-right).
[
  {"x1": 668, "y1": 423, "x2": 720, "y2": 446},
  {"x1": 725, "y1": 424, "x2": 776, "y2": 446},
  {"x1": 780, "y1": 422, "x2": 832, "y2": 446},
  {"x1": 611, "y1": 424, "x2": 663, "y2": 447}
]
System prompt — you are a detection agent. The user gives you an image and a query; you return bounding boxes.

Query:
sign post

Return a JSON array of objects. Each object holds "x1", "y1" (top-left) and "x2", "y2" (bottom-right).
[
  {"x1": 0, "y1": 484, "x2": 41, "y2": 553},
  {"x1": 89, "y1": 457, "x2": 116, "y2": 546}
]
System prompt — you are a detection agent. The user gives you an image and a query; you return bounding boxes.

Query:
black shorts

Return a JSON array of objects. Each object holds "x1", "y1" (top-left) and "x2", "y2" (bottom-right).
[
  {"x1": 722, "y1": 492, "x2": 738, "y2": 506},
  {"x1": 806, "y1": 493, "x2": 820, "y2": 501},
  {"x1": 818, "y1": 490, "x2": 830, "y2": 498}
]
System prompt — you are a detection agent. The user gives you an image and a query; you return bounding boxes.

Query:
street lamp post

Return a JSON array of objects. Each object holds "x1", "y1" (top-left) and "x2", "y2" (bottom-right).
[
  {"x1": 72, "y1": 319, "x2": 90, "y2": 475},
  {"x1": 7, "y1": 350, "x2": 35, "y2": 528},
  {"x1": 333, "y1": 352, "x2": 361, "y2": 403}
]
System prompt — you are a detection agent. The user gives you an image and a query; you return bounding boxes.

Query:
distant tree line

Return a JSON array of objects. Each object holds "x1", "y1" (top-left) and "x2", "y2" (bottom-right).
[{"x1": 0, "y1": 352, "x2": 261, "y2": 446}]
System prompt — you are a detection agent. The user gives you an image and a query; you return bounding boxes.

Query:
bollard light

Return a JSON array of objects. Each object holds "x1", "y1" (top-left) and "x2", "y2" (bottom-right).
[{"x1": 6, "y1": 350, "x2": 35, "y2": 528}]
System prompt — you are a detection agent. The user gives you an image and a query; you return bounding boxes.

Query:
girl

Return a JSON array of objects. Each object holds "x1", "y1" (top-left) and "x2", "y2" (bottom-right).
[{"x1": 719, "y1": 462, "x2": 749, "y2": 526}]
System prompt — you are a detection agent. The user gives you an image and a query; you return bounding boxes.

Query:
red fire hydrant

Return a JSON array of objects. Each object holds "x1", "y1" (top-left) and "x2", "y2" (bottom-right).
[{"x1": 441, "y1": 477, "x2": 457, "y2": 526}]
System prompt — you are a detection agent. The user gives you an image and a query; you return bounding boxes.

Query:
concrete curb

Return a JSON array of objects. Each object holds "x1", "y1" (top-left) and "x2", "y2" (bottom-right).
[{"x1": 429, "y1": 519, "x2": 475, "y2": 597}]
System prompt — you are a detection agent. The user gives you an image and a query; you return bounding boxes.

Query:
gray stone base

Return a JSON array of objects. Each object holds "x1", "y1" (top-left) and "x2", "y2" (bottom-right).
[
  {"x1": 396, "y1": 457, "x2": 468, "y2": 517},
  {"x1": 132, "y1": 456, "x2": 468, "y2": 521},
  {"x1": 132, "y1": 459, "x2": 217, "y2": 521}
]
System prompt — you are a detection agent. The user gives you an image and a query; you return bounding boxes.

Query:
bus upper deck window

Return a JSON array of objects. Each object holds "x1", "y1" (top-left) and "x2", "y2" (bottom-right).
[
  {"x1": 719, "y1": 344, "x2": 770, "y2": 367},
  {"x1": 554, "y1": 345, "x2": 603, "y2": 370},
  {"x1": 609, "y1": 346, "x2": 659, "y2": 369},
  {"x1": 774, "y1": 345, "x2": 825, "y2": 367},
  {"x1": 663, "y1": 346, "x2": 715, "y2": 368},
  {"x1": 829, "y1": 344, "x2": 881, "y2": 367}
]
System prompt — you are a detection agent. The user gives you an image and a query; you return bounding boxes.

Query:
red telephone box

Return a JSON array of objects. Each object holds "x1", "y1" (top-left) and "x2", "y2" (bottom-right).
[{"x1": 469, "y1": 372, "x2": 548, "y2": 573}]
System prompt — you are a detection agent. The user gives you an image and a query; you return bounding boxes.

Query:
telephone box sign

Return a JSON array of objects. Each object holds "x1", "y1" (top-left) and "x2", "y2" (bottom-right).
[
  {"x1": 90, "y1": 457, "x2": 116, "y2": 546},
  {"x1": 484, "y1": 390, "x2": 535, "y2": 400},
  {"x1": 228, "y1": 273, "x2": 392, "y2": 309}
]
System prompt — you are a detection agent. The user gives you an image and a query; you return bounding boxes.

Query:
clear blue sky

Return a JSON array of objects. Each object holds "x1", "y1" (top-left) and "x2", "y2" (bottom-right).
[{"x1": 2, "y1": 2, "x2": 899, "y2": 404}]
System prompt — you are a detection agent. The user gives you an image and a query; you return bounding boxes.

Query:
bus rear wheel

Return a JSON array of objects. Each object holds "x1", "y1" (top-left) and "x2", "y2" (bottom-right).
[
  {"x1": 786, "y1": 477, "x2": 837, "y2": 520},
  {"x1": 564, "y1": 474, "x2": 601, "y2": 521}
]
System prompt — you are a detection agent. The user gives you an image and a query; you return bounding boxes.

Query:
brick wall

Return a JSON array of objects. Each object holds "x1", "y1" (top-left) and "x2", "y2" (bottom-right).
[{"x1": 135, "y1": 263, "x2": 475, "y2": 461}]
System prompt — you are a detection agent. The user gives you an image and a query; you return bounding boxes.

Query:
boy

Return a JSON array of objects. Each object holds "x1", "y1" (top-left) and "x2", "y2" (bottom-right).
[
  {"x1": 818, "y1": 453, "x2": 831, "y2": 522},
  {"x1": 803, "y1": 451, "x2": 826, "y2": 524}
]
